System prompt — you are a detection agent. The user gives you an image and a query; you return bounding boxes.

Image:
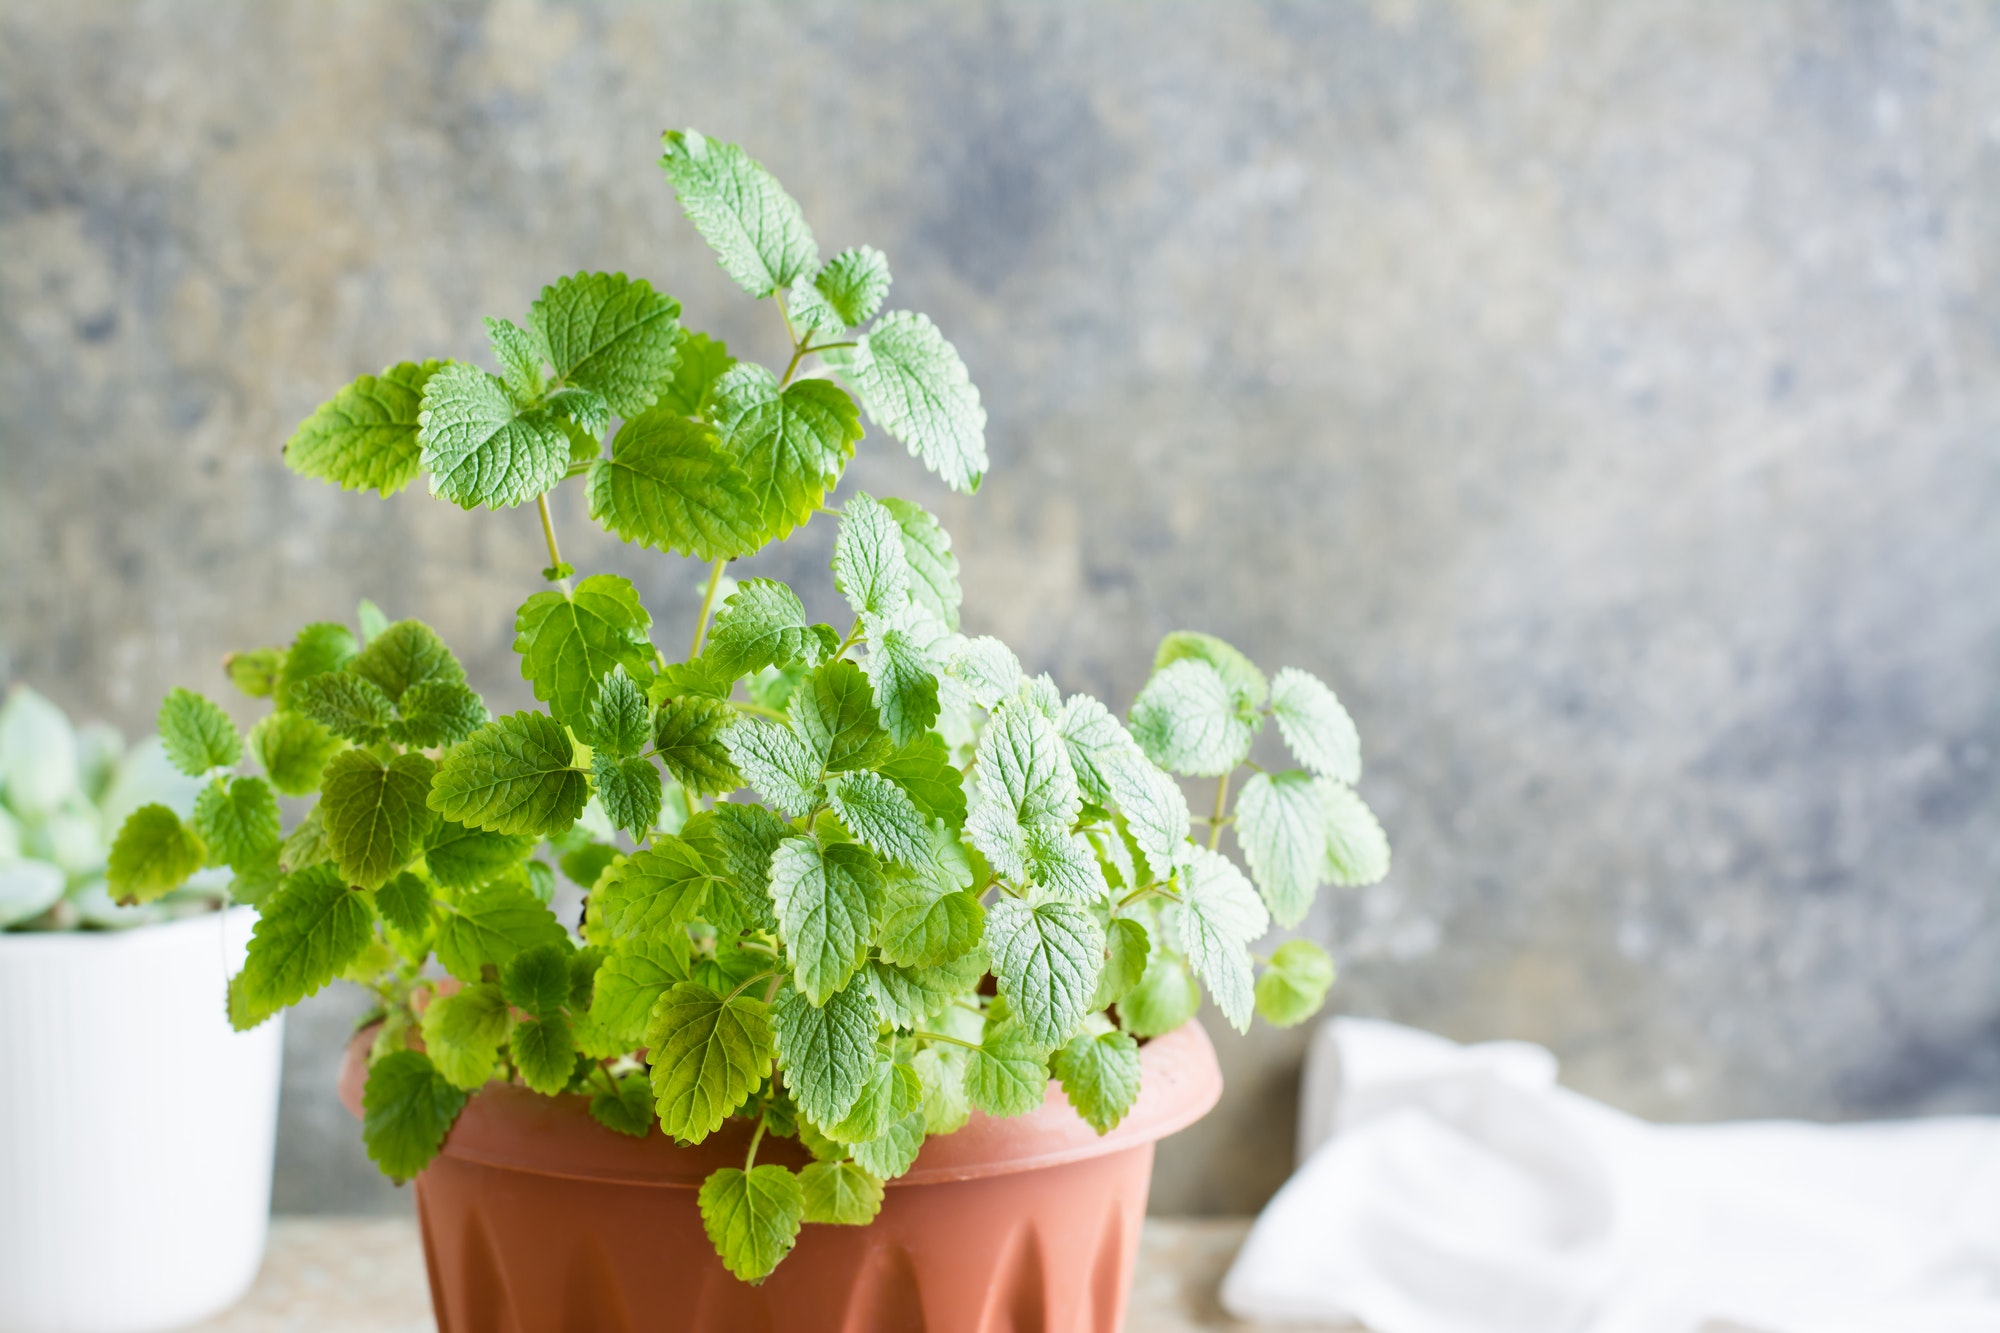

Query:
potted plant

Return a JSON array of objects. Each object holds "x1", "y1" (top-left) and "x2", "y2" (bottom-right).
[
  {"x1": 112, "y1": 129, "x2": 1391, "y2": 1330},
  {"x1": 0, "y1": 686, "x2": 284, "y2": 1333}
]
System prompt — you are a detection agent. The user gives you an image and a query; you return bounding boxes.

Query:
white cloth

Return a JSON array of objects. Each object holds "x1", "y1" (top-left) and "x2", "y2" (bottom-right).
[{"x1": 1220, "y1": 1019, "x2": 2000, "y2": 1333}]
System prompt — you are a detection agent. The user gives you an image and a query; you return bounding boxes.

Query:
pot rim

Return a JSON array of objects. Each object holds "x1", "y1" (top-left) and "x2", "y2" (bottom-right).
[
  {"x1": 0, "y1": 903, "x2": 250, "y2": 953},
  {"x1": 340, "y1": 1018, "x2": 1222, "y2": 1189}
]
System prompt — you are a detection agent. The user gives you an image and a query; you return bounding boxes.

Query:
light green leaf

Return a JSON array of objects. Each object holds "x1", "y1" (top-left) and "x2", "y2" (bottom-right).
[
  {"x1": 529, "y1": 271, "x2": 681, "y2": 417},
  {"x1": 590, "y1": 1071, "x2": 656, "y2": 1138},
  {"x1": 824, "y1": 311, "x2": 986, "y2": 493},
  {"x1": 501, "y1": 941, "x2": 574, "y2": 1014},
  {"x1": 319, "y1": 750, "x2": 434, "y2": 889},
  {"x1": 283, "y1": 361, "x2": 444, "y2": 497},
  {"x1": 660, "y1": 130, "x2": 818, "y2": 298},
  {"x1": 1112, "y1": 760, "x2": 1190, "y2": 882},
  {"x1": 1054, "y1": 694, "x2": 1131, "y2": 807},
  {"x1": 721, "y1": 718, "x2": 821, "y2": 817},
  {"x1": 157, "y1": 688, "x2": 241, "y2": 777},
  {"x1": 825, "y1": 769, "x2": 931, "y2": 868},
  {"x1": 274, "y1": 622, "x2": 358, "y2": 710},
  {"x1": 657, "y1": 330, "x2": 734, "y2": 417},
  {"x1": 374, "y1": 870, "x2": 432, "y2": 937},
  {"x1": 966, "y1": 1028, "x2": 1049, "y2": 1118},
  {"x1": 1256, "y1": 938, "x2": 1335, "y2": 1028},
  {"x1": 866, "y1": 949, "x2": 987, "y2": 1029},
  {"x1": 418, "y1": 362, "x2": 569, "y2": 510},
  {"x1": 650, "y1": 696, "x2": 742, "y2": 797},
  {"x1": 943, "y1": 635, "x2": 1022, "y2": 710},
  {"x1": 829, "y1": 1056, "x2": 922, "y2": 1144},
  {"x1": 769, "y1": 835, "x2": 884, "y2": 1004},
  {"x1": 849, "y1": 1109, "x2": 925, "y2": 1180},
  {"x1": 966, "y1": 701, "x2": 1079, "y2": 881},
  {"x1": 1154, "y1": 631, "x2": 1268, "y2": 709},
  {"x1": 678, "y1": 804, "x2": 789, "y2": 934},
  {"x1": 352, "y1": 620, "x2": 466, "y2": 705},
  {"x1": 986, "y1": 897, "x2": 1103, "y2": 1049},
  {"x1": 485, "y1": 317, "x2": 545, "y2": 399},
  {"x1": 590, "y1": 939, "x2": 690, "y2": 1048},
  {"x1": 1094, "y1": 916, "x2": 1151, "y2": 1009},
  {"x1": 106, "y1": 804, "x2": 206, "y2": 905},
  {"x1": 1118, "y1": 947, "x2": 1200, "y2": 1038},
  {"x1": 791, "y1": 660, "x2": 893, "y2": 776},
  {"x1": 796, "y1": 246, "x2": 891, "y2": 331},
  {"x1": 225, "y1": 648, "x2": 284, "y2": 700},
  {"x1": 876, "y1": 732, "x2": 966, "y2": 826},
  {"x1": 361, "y1": 1050, "x2": 467, "y2": 1182},
  {"x1": 357, "y1": 599, "x2": 392, "y2": 644},
  {"x1": 592, "y1": 753, "x2": 663, "y2": 838},
  {"x1": 877, "y1": 875, "x2": 983, "y2": 970},
  {"x1": 391, "y1": 682, "x2": 490, "y2": 749},
  {"x1": 515, "y1": 574, "x2": 654, "y2": 728},
  {"x1": 192, "y1": 776, "x2": 281, "y2": 872},
  {"x1": 420, "y1": 982, "x2": 511, "y2": 1089},
  {"x1": 289, "y1": 672, "x2": 396, "y2": 745},
  {"x1": 1234, "y1": 770, "x2": 1327, "y2": 926},
  {"x1": 772, "y1": 984, "x2": 878, "y2": 1127},
  {"x1": 913, "y1": 1043, "x2": 972, "y2": 1134},
  {"x1": 512, "y1": 1013, "x2": 576, "y2": 1094},
  {"x1": 596, "y1": 835, "x2": 724, "y2": 941},
  {"x1": 864, "y1": 625, "x2": 939, "y2": 748},
  {"x1": 647, "y1": 981, "x2": 775, "y2": 1141},
  {"x1": 1023, "y1": 824, "x2": 1109, "y2": 903},
  {"x1": 1129, "y1": 659, "x2": 1258, "y2": 777},
  {"x1": 712, "y1": 365, "x2": 861, "y2": 538},
  {"x1": 1318, "y1": 778, "x2": 1391, "y2": 885},
  {"x1": 1270, "y1": 667, "x2": 1361, "y2": 784},
  {"x1": 250, "y1": 711, "x2": 344, "y2": 797},
  {"x1": 698, "y1": 1164, "x2": 804, "y2": 1285},
  {"x1": 434, "y1": 878, "x2": 567, "y2": 982},
  {"x1": 831, "y1": 492, "x2": 911, "y2": 621},
  {"x1": 695, "y1": 578, "x2": 825, "y2": 687},
  {"x1": 422, "y1": 819, "x2": 533, "y2": 890},
  {"x1": 233, "y1": 864, "x2": 375, "y2": 1026},
  {"x1": 1052, "y1": 1028, "x2": 1142, "y2": 1134},
  {"x1": 278, "y1": 806, "x2": 329, "y2": 876},
  {"x1": 880, "y1": 497, "x2": 960, "y2": 631},
  {"x1": 799, "y1": 1159, "x2": 884, "y2": 1226},
  {"x1": 1178, "y1": 846, "x2": 1268, "y2": 1033},
  {"x1": 429, "y1": 712, "x2": 589, "y2": 837},
  {"x1": 588, "y1": 409, "x2": 764, "y2": 560}
]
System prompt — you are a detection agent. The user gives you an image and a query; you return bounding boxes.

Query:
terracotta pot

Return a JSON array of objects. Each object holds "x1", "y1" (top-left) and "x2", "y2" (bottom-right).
[{"x1": 339, "y1": 1020, "x2": 1221, "y2": 1332}]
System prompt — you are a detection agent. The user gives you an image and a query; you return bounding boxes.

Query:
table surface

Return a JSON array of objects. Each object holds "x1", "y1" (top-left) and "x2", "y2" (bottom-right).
[{"x1": 186, "y1": 1216, "x2": 1286, "y2": 1332}]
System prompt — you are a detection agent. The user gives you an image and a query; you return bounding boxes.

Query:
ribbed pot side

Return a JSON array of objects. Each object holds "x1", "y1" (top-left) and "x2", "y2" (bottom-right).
[{"x1": 339, "y1": 1020, "x2": 1222, "y2": 1333}]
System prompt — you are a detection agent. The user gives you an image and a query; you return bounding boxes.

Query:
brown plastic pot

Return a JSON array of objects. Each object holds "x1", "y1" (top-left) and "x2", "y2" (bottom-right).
[{"x1": 339, "y1": 1020, "x2": 1220, "y2": 1332}]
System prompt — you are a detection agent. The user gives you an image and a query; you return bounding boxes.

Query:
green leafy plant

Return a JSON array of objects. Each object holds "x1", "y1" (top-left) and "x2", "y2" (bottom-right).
[{"x1": 115, "y1": 130, "x2": 1389, "y2": 1284}]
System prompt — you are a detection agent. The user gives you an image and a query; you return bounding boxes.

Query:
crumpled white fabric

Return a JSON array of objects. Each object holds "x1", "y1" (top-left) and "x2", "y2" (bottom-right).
[{"x1": 1219, "y1": 1019, "x2": 2000, "y2": 1333}]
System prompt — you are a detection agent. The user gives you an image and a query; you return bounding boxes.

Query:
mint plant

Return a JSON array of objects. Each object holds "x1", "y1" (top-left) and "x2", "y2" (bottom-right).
[{"x1": 108, "y1": 130, "x2": 1389, "y2": 1284}]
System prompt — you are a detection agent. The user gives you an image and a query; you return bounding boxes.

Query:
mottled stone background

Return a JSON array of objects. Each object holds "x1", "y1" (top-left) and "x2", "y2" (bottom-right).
[{"x1": 3, "y1": 0, "x2": 1996, "y2": 1215}]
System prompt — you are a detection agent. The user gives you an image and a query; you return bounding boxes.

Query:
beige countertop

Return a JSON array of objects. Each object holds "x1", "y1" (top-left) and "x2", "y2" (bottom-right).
[{"x1": 186, "y1": 1216, "x2": 1280, "y2": 1332}]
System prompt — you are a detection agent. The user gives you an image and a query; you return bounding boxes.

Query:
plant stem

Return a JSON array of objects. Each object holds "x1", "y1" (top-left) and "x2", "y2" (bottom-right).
[
  {"x1": 744, "y1": 1111, "x2": 769, "y2": 1172},
  {"x1": 730, "y1": 700, "x2": 788, "y2": 721},
  {"x1": 834, "y1": 617, "x2": 866, "y2": 658},
  {"x1": 724, "y1": 969, "x2": 781, "y2": 1004},
  {"x1": 536, "y1": 492, "x2": 571, "y2": 589},
  {"x1": 911, "y1": 1030, "x2": 983, "y2": 1052},
  {"x1": 1208, "y1": 770, "x2": 1232, "y2": 850},
  {"x1": 690, "y1": 557, "x2": 727, "y2": 658}
]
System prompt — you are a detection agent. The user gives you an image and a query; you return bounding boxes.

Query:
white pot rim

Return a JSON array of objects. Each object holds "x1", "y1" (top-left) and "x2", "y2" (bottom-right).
[{"x1": 0, "y1": 904, "x2": 253, "y2": 953}]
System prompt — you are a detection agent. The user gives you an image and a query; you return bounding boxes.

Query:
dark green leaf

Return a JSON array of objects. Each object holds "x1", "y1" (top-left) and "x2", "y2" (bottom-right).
[{"x1": 319, "y1": 750, "x2": 435, "y2": 889}]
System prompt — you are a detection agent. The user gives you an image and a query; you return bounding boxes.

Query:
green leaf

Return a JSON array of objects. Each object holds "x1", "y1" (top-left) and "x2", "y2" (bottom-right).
[
  {"x1": 429, "y1": 712, "x2": 589, "y2": 837},
  {"x1": 375, "y1": 870, "x2": 433, "y2": 937},
  {"x1": 791, "y1": 660, "x2": 893, "y2": 777},
  {"x1": 391, "y1": 681, "x2": 490, "y2": 749},
  {"x1": 1118, "y1": 947, "x2": 1200, "y2": 1038},
  {"x1": 699, "y1": 1164, "x2": 804, "y2": 1285},
  {"x1": 515, "y1": 574, "x2": 654, "y2": 728},
  {"x1": 824, "y1": 311, "x2": 987, "y2": 493},
  {"x1": 528, "y1": 271, "x2": 682, "y2": 417},
  {"x1": 319, "y1": 750, "x2": 435, "y2": 890},
  {"x1": 713, "y1": 365, "x2": 861, "y2": 538},
  {"x1": 502, "y1": 941, "x2": 574, "y2": 1014},
  {"x1": 290, "y1": 672, "x2": 396, "y2": 745},
  {"x1": 986, "y1": 897, "x2": 1103, "y2": 1049},
  {"x1": 825, "y1": 770, "x2": 931, "y2": 868},
  {"x1": 485, "y1": 317, "x2": 545, "y2": 399},
  {"x1": 795, "y1": 246, "x2": 891, "y2": 332},
  {"x1": 274, "y1": 622, "x2": 359, "y2": 710},
  {"x1": 357, "y1": 599, "x2": 392, "y2": 644},
  {"x1": 1178, "y1": 846, "x2": 1268, "y2": 1032},
  {"x1": 720, "y1": 718, "x2": 820, "y2": 818},
  {"x1": 1094, "y1": 916, "x2": 1151, "y2": 1009},
  {"x1": 1129, "y1": 659, "x2": 1258, "y2": 777},
  {"x1": 284, "y1": 361, "x2": 444, "y2": 497},
  {"x1": 588, "y1": 409, "x2": 764, "y2": 560},
  {"x1": 1318, "y1": 778, "x2": 1391, "y2": 886},
  {"x1": 913, "y1": 1043, "x2": 972, "y2": 1134},
  {"x1": 353, "y1": 620, "x2": 466, "y2": 705},
  {"x1": 849, "y1": 1109, "x2": 925, "y2": 1180},
  {"x1": 966, "y1": 1029, "x2": 1049, "y2": 1118},
  {"x1": 1052, "y1": 1028, "x2": 1142, "y2": 1134},
  {"x1": 592, "y1": 753, "x2": 663, "y2": 838},
  {"x1": 698, "y1": 578, "x2": 818, "y2": 682},
  {"x1": 596, "y1": 835, "x2": 723, "y2": 940},
  {"x1": 361, "y1": 1050, "x2": 467, "y2": 1182},
  {"x1": 877, "y1": 874, "x2": 983, "y2": 970},
  {"x1": 769, "y1": 835, "x2": 884, "y2": 1004},
  {"x1": 1055, "y1": 694, "x2": 1134, "y2": 807},
  {"x1": 278, "y1": 806, "x2": 330, "y2": 876},
  {"x1": 225, "y1": 648, "x2": 284, "y2": 700},
  {"x1": 772, "y1": 984, "x2": 878, "y2": 1127},
  {"x1": 234, "y1": 864, "x2": 375, "y2": 1026},
  {"x1": 678, "y1": 804, "x2": 789, "y2": 932},
  {"x1": 880, "y1": 497, "x2": 960, "y2": 631},
  {"x1": 1256, "y1": 938, "x2": 1336, "y2": 1028},
  {"x1": 422, "y1": 819, "x2": 533, "y2": 890},
  {"x1": 1154, "y1": 631, "x2": 1268, "y2": 709},
  {"x1": 647, "y1": 981, "x2": 775, "y2": 1141},
  {"x1": 865, "y1": 625, "x2": 940, "y2": 747},
  {"x1": 828, "y1": 1056, "x2": 922, "y2": 1144},
  {"x1": 251, "y1": 711, "x2": 344, "y2": 797},
  {"x1": 560, "y1": 841, "x2": 620, "y2": 892},
  {"x1": 943, "y1": 635, "x2": 1023, "y2": 710},
  {"x1": 1023, "y1": 824, "x2": 1109, "y2": 904},
  {"x1": 965, "y1": 701, "x2": 1079, "y2": 879},
  {"x1": 831, "y1": 492, "x2": 911, "y2": 621},
  {"x1": 650, "y1": 697, "x2": 742, "y2": 797},
  {"x1": 434, "y1": 878, "x2": 567, "y2": 982},
  {"x1": 590, "y1": 1071, "x2": 657, "y2": 1138},
  {"x1": 512, "y1": 1013, "x2": 576, "y2": 1095},
  {"x1": 1112, "y1": 759, "x2": 1191, "y2": 882},
  {"x1": 106, "y1": 804, "x2": 206, "y2": 905},
  {"x1": 1269, "y1": 667, "x2": 1361, "y2": 784},
  {"x1": 420, "y1": 981, "x2": 511, "y2": 1089},
  {"x1": 660, "y1": 130, "x2": 818, "y2": 298},
  {"x1": 157, "y1": 688, "x2": 240, "y2": 777},
  {"x1": 418, "y1": 361, "x2": 569, "y2": 510},
  {"x1": 657, "y1": 330, "x2": 734, "y2": 417},
  {"x1": 876, "y1": 732, "x2": 966, "y2": 826},
  {"x1": 799, "y1": 1159, "x2": 884, "y2": 1226},
  {"x1": 192, "y1": 776, "x2": 280, "y2": 872},
  {"x1": 1234, "y1": 770, "x2": 1328, "y2": 926},
  {"x1": 590, "y1": 939, "x2": 689, "y2": 1048}
]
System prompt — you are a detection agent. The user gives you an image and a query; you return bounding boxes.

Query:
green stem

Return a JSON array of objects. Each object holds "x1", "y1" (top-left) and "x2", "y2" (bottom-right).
[
  {"x1": 912, "y1": 1030, "x2": 983, "y2": 1053},
  {"x1": 536, "y1": 493, "x2": 571, "y2": 589},
  {"x1": 1207, "y1": 771, "x2": 1232, "y2": 850},
  {"x1": 724, "y1": 970, "x2": 781, "y2": 1004},
  {"x1": 834, "y1": 617, "x2": 866, "y2": 658},
  {"x1": 730, "y1": 700, "x2": 788, "y2": 721},
  {"x1": 690, "y1": 557, "x2": 728, "y2": 659},
  {"x1": 744, "y1": 1110, "x2": 769, "y2": 1172}
]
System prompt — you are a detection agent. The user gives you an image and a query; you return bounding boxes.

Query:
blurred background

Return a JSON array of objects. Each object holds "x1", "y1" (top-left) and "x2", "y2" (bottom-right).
[{"x1": 2, "y1": 0, "x2": 1996, "y2": 1220}]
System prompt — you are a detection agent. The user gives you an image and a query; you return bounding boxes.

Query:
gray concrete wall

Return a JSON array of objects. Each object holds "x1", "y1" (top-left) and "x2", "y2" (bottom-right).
[{"x1": 3, "y1": 1, "x2": 1996, "y2": 1216}]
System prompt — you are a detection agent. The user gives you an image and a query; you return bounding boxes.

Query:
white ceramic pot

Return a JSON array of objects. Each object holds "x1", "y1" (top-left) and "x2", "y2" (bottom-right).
[{"x1": 0, "y1": 908, "x2": 282, "y2": 1333}]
